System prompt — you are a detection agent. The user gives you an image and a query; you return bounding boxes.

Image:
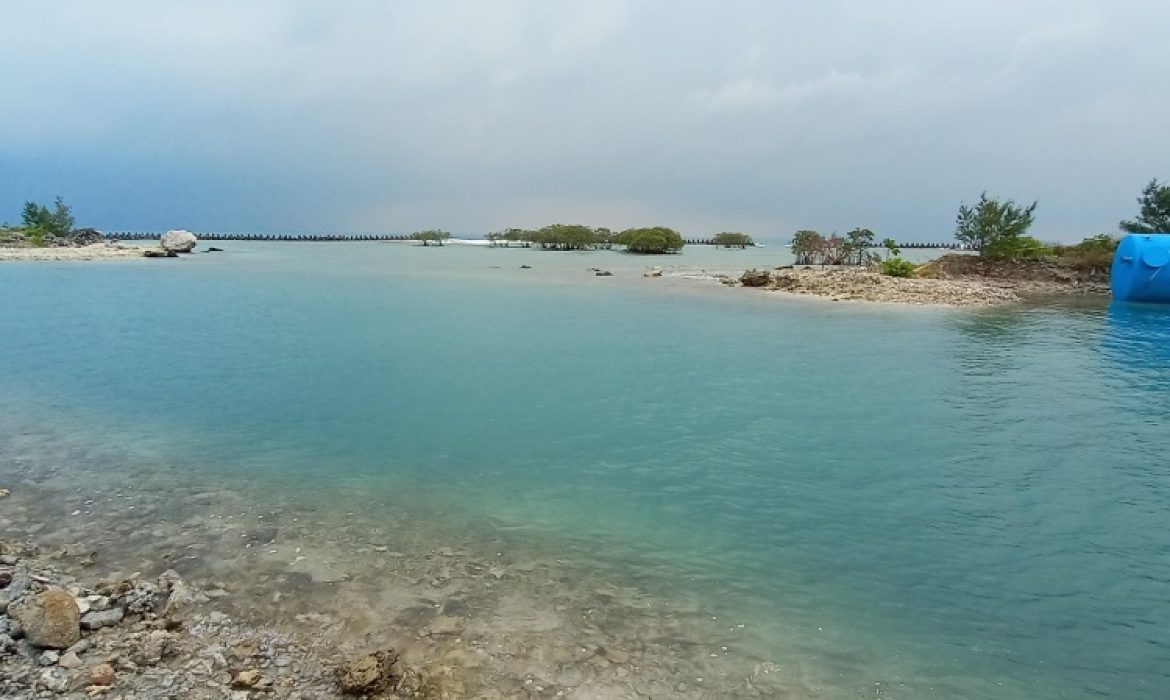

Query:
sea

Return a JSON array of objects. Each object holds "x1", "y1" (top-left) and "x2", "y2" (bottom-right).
[{"x1": 1, "y1": 241, "x2": 1167, "y2": 698}]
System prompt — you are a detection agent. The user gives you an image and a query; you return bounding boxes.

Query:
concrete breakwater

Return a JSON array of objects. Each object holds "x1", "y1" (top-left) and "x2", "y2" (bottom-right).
[{"x1": 106, "y1": 232, "x2": 414, "y2": 242}]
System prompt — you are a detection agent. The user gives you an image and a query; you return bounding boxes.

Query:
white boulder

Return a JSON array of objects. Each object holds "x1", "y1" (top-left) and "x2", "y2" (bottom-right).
[{"x1": 160, "y1": 229, "x2": 197, "y2": 253}]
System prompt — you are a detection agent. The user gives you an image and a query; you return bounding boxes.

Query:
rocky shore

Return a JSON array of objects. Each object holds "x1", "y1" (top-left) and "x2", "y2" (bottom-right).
[
  {"x1": 1, "y1": 229, "x2": 201, "y2": 261},
  {"x1": 0, "y1": 539, "x2": 458, "y2": 699},
  {"x1": 728, "y1": 256, "x2": 1110, "y2": 306},
  {"x1": 0, "y1": 244, "x2": 150, "y2": 262}
]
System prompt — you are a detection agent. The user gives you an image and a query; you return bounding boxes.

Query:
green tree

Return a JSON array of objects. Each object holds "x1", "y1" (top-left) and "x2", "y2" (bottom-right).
[
  {"x1": 1120, "y1": 179, "x2": 1170, "y2": 233},
  {"x1": 616, "y1": 227, "x2": 685, "y2": 254},
  {"x1": 712, "y1": 232, "x2": 754, "y2": 248},
  {"x1": 844, "y1": 227, "x2": 876, "y2": 265},
  {"x1": 791, "y1": 230, "x2": 824, "y2": 265},
  {"x1": 881, "y1": 238, "x2": 900, "y2": 259},
  {"x1": 409, "y1": 229, "x2": 451, "y2": 246},
  {"x1": 955, "y1": 192, "x2": 1038, "y2": 259},
  {"x1": 20, "y1": 195, "x2": 74, "y2": 246}
]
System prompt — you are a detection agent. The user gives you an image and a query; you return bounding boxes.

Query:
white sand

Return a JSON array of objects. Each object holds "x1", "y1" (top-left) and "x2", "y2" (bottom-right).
[{"x1": 0, "y1": 243, "x2": 147, "y2": 261}]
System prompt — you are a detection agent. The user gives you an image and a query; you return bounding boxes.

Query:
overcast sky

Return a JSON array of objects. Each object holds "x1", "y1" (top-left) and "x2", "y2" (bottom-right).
[{"x1": 1, "y1": 1, "x2": 1166, "y2": 241}]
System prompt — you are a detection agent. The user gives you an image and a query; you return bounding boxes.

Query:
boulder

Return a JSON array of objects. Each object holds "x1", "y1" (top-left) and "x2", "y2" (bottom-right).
[
  {"x1": 144, "y1": 249, "x2": 178, "y2": 258},
  {"x1": 8, "y1": 590, "x2": 81, "y2": 649},
  {"x1": 740, "y1": 269, "x2": 772, "y2": 287},
  {"x1": 338, "y1": 650, "x2": 398, "y2": 695},
  {"x1": 71, "y1": 229, "x2": 105, "y2": 246},
  {"x1": 160, "y1": 229, "x2": 197, "y2": 253}
]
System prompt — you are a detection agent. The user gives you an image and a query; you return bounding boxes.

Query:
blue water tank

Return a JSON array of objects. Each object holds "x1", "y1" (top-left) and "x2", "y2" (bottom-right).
[{"x1": 1111, "y1": 234, "x2": 1170, "y2": 302}]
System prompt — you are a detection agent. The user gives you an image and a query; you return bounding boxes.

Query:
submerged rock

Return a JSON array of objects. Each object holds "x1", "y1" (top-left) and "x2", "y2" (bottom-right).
[
  {"x1": 143, "y1": 249, "x2": 178, "y2": 258},
  {"x1": 161, "y1": 229, "x2": 197, "y2": 253},
  {"x1": 338, "y1": 649, "x2": 398, "y2": 695},
  {"x1": 8, "y1": 590, "x2": 81, "y2": 649}
]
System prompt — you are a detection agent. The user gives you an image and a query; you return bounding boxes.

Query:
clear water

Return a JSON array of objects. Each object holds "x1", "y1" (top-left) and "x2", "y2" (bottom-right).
[{"x1": 1, "y1": 243, "x2": 1168, "y2": 698}]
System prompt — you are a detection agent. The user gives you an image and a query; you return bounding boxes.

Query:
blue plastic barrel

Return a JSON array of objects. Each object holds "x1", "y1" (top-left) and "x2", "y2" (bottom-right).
[{"x1": 1111, "y1": 234, "x2": 1170, "y2": 302}]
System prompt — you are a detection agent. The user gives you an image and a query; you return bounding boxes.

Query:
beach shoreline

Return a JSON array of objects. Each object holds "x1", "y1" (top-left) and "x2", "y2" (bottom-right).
[
  {"x1": 0, "y1": 243, "x2": 148, "y2": 262},
  {"x1": 0, "y1": 416, "x2": 804, "y2": 699}
]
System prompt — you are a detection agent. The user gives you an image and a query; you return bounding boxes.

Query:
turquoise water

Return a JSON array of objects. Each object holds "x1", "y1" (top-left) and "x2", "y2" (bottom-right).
[{"x1": 2, "y1": 243, "x2": 1169, "y2": 698}]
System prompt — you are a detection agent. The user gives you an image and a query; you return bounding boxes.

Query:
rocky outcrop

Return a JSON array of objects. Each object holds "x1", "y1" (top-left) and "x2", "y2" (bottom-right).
[
  {"x1": 760, "y1": 267, "x2": 1020, "y2": 306},
  {"x1": 8, "y1": 591, "x2": 80, "y2": 649},
  {"x1": 740, "y1": 269, "x2": 772, "y2": 287},
  {"x1": 69, "y1": 229, "x2": 105, "y2": 246},
  {"x1": 160, "y1": 229, "x2": 197, "y2": 253}
]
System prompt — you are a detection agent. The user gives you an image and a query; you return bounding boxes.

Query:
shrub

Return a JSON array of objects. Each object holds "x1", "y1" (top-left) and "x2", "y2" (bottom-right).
[
  {"x1": 616, "y1": 227, "x2": 685, "y2": 254},
  {"x1": 881, "y1": 257, "x2": 917, "y2": 278}
]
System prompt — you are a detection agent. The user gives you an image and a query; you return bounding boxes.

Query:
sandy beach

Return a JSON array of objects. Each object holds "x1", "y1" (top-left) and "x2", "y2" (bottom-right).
[{"x1": 0, "y1": 244, "x2": 147, "y2": 262}]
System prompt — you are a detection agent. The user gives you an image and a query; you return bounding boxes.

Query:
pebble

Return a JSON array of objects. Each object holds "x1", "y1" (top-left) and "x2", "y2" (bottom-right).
[
  {"x1": 231, "y1": 668, "x2": 263, "y2": 688},
  {"x1": 88, "y1": 663, "x2": 116, "y2": 687},
  {"x1": 58, "y1": 651, "x2": 83, "y2": 669},
  {"x1": 81, "y1": 607, "x2": 125, "y2": 630},
  {"x1": 66, "y1": 638, "x2": 92, "y2": 655}
]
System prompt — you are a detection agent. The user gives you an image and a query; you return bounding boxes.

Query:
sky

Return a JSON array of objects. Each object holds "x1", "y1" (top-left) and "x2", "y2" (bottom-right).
[{"x1": 1, "y1": 1, "x2": 1167, "y2": 242}]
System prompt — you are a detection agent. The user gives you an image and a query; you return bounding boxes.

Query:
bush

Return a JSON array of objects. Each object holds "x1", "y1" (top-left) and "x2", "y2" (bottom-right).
[
  {"x1": 881, "y1": 257, "x2": 917, "y2": 278},
  {"x1": 982, "y1": 234, "x2": 1051, "y2": 262},
  {"x1": 616, "y1": 227, "x2": 685, "y2": 254},
  {"x1": 20, "y1": 196, "x2": 74, "y2": 246},
  {"x1": 1049, "y1": 233, "x2": 1119, "y2": 270}
]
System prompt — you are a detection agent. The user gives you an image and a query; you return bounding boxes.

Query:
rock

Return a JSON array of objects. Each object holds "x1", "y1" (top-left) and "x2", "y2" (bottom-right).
[
  {"x1": 144, "y1": 248, "x2": 178, "y2": 258},
  {"x1": 163, "y1": 578, "x2": 207, "y2": 617},
  {"x1": 132, "y1": 630, "x2": 176, "y2": 667},
  {"x1": 0, "y1": 487, "x2": 9, "y2": 497},
  {"x1": 37, "y1": 649, "x2": 59, "y2": 666},
  {"x1": 38, "y1": 667, "x2": 70, "y2": 693},
  {"x1": 423, "y1": 614, "x2": 464, "y2": 636},
  {"x1": 88, "y1": 663, "x2": 116, "y2": 687},
  {"x1": 58, "y1": 651, "x2": 82, "y2": 669},
  {"x1": 520, "y1": 264, "x2": 532, "y2": 269},
  {"x1": 0, "y1": 564, "x2": 32, "y2": 612},
  {"x1": 337, "y1": 650, "x2": 398, "y2": 695},
  {"x1": 595, "y1": 270, "x2": 613, "y2": 277},
  {"x1": 85, "y1": 595, "x2": 111, "y2": 612},
  {"x1": 160, "y1": 229, "x2": 197, "y2": 253},
  {"x1": 66, "y1": 639, "x2": 91, "y2": 656},
  {"x1": 740, "y1": 269, "x2": 772, "y2": 287},
  {"x1": 80, "y1": 607, "x2": 124, "y2": 630},
  {"x1": 8, "y1": 590, "x2": 81, "y2": 649},
  {"x1": 644, "y1": 268, "x2": 663, "y2": 277},
  {"x1": 119, "y1": 580, "x2": 161, "y2": 614},
  {"x1": 207, "y1": 246, "x2": 224, "y2": 252},
  {"x1": 70, "y1": 228, "x2": 105, "y2": 246},
  {"x1": 231, "y1": 668, "x2": 263, "y2": 688}
]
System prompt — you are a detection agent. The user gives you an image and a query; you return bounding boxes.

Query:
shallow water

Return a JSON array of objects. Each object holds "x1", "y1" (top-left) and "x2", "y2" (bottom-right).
[{"x1": 1, "y1": 243, "x2": 1168, "y2": 698}]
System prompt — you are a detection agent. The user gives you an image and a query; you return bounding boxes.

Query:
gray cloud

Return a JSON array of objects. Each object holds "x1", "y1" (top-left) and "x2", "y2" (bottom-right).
[{"x1": 2, "y1": 0, "x2": 1166, "y2": 240}]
